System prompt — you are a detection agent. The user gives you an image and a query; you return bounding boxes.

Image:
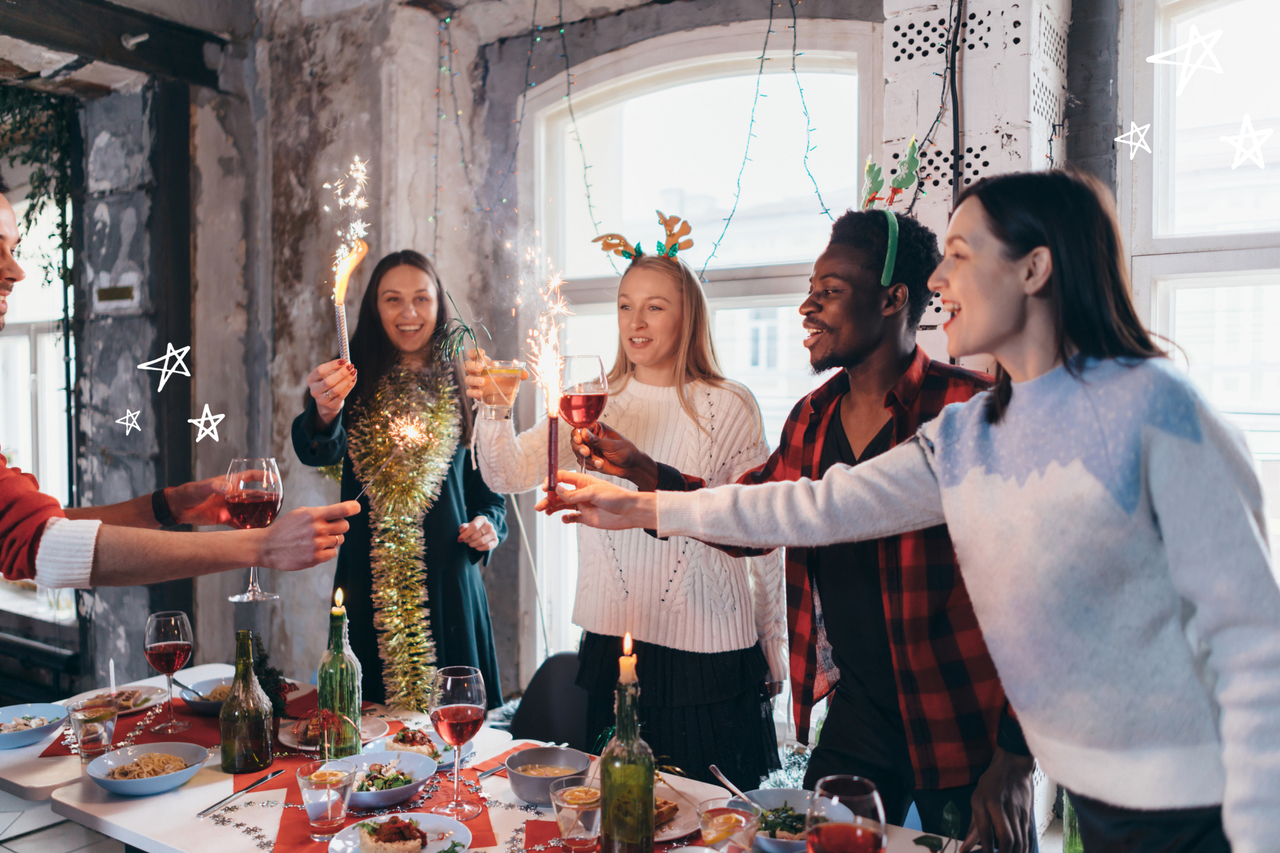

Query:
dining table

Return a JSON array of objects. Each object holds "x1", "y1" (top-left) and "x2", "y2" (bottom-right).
[{"x1": 0, "y1": 662, "x2": 927, "y2": 853}]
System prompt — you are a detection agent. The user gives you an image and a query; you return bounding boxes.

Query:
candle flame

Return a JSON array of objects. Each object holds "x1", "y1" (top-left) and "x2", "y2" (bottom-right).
[
  {"x1": 335, "y1": 588, "x2": 344, "y2": 607},
  {"x1": 623, "y1": 632, "x2": 632, "y2": 656}
]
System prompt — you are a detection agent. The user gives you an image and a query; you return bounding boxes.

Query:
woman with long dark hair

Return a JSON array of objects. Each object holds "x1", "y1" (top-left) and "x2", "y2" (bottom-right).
[
  {"x1": 293, "y1": 250, "x2": 507, "y2": 709},
  {"x1": 550, "y1": 171, "x2": 1280, "y2": 852}
]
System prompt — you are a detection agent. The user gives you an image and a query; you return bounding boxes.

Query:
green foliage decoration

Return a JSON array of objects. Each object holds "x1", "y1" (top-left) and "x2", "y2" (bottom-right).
[{"x1": 0, "y1": 85, "x2": 73, "y2": 290}]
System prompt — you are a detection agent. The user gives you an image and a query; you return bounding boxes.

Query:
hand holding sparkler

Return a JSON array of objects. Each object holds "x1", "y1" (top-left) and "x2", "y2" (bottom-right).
[{"x1": 307, "y1": 358, "x2": 358, "y2": 427}]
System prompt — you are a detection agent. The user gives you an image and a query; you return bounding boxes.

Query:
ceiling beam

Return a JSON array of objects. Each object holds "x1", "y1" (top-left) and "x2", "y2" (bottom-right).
[{"x1": 0, "y1": 0, "x2": 226, "y2": 90}]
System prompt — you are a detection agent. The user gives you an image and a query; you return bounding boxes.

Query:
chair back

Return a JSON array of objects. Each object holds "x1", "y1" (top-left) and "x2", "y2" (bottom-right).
[{"x1": 508, "y1": 651, "x2": 590, "y2": 752}]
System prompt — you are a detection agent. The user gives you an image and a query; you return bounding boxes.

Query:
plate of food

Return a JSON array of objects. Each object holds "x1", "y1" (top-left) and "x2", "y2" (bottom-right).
[
  {"x1": 348, "y1": 750, "x2": 437, "y2": 810},
  {"x1": 0, "y1": 703, "x2": 68, "y2": 750},
  {"x1": 62, "y1": 686, "x2": 166, "y2": 716},
  {"x1": 730, "y1": 789, "x2": 811, "y2": 853},
  {"x1": 327, "y1": 812, "x2": 471, "y2": 853},
  {"x1": 86, "y1": 742, "x2": 210, "y2": 796},
  {"x1": 279, "y1": 716, "x2": 391, "y2": 751},
  {"x1": 365, "y1": 727, "x2": 474, "y2": 768}
]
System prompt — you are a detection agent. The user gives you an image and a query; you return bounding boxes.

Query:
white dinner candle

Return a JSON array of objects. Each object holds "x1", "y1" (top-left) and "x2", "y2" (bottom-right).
[
  {"x1": 109, "y1": 659, "x2": 116, "y2": 695},
  {"x1": 619, "y1": 631, "x2": 637, "y2": 684}
]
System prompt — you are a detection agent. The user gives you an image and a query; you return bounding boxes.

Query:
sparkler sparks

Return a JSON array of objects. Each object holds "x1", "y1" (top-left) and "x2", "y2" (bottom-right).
[
  {"x1": 325, "y1": 156, "x2": 372, "y2": 363},
  {"x1": 355, "y1": 414, "x2": 435, "y2": 502}
]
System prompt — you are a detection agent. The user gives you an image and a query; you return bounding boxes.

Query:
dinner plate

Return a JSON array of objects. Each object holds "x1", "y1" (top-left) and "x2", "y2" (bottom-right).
[
  {"x1": 656, "y1": 806, "x2": 701, "y2": 843},
  {"x1": 327, "y1": 812, "x2": 471, "y2": 853},
  {"x1": 61, "y1": 686, "x2": 167, "y2": 716},
  {"x1": 364, "y1": 731, "x2": 474, "y2": 768},
  {"x1": 86, "y1": 742, "x2": 210, "y2": 796},
  {"x1": 0, "y1": 703, "x2": 68, "y2": 750},
  {"x1": 347, "y1": 750, "x2": 437, "y2": 810},
  {"x1": 278, "y1": 716, "x2": 391, "y2": 751}
]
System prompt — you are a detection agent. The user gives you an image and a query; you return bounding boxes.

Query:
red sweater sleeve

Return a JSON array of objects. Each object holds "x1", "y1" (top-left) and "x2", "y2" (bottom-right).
[{"x1": 0, "y1": 451, "x2": 66, "y2": 581}]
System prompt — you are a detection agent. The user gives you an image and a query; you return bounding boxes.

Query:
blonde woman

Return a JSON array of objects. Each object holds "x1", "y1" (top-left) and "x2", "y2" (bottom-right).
[{"x1": 466, "y1": 246, "x2": 785, "y2": 789}]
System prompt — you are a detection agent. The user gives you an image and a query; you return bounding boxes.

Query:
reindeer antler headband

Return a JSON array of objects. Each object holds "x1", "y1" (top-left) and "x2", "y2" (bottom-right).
[
  {"x1": 861, "y1": 136, "x2": 921, "y2": 288},
  {"x1": 593, "y1": 210, "x2": 695, "y2": 261}
]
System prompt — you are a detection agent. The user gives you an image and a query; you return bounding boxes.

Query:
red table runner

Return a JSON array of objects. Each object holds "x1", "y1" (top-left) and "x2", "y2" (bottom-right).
[
  {"x1": 40, "y1": 697, "x2": 221, "y2": 757},
  {"x1": 524, "y1": 819, "x2": 696, "y2": 853}
]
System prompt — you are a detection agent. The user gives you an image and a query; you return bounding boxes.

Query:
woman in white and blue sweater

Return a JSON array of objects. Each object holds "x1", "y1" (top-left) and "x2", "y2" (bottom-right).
[{"x1": 549, "y1": 171, "x2": 1280, "y2": 853}]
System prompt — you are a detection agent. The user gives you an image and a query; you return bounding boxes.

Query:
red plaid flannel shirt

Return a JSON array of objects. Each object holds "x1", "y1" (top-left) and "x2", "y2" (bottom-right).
[{"x1": 661, "y1": 349, "x2": 1006, "y2": 789}]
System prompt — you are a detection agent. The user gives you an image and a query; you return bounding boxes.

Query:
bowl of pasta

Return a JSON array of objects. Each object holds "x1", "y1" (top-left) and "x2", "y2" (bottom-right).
[
  {"x1": 87, "y1": 742, "x2": 210, "y2": 796},
  {"x1": 0, "y1": 703, "x2": 67, "y2": 750},
  {"x1": 179, "y1": 677, "x2": 234, "y2": 716}
]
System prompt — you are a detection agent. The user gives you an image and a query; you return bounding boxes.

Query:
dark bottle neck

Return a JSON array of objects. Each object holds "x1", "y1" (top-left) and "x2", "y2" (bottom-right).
[
  {"x1": 614, "y1": 681, "x2": 640, "y2": 742},
  {"x1": 327, "y1": 610, "x2": 347, "y2": 652},
  {"x1": 234, "y1": 630, "x2": 255, "y2": 679}
]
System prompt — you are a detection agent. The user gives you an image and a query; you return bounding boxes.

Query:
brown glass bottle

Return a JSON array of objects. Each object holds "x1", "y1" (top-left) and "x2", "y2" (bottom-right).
[{"x1": 220, "y1": 629, "x2": 274, "y2": 773}]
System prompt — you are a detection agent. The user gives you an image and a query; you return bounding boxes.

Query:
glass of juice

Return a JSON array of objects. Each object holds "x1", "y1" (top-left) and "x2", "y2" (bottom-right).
[
  {"x1": 804, "y1": 775, "x2": 887, "y2": 853},
  {"x1": 68, "y1": 698, "x2": 120, "y2": 764},
  {"x1": 297, "y1": 759, "x2": 356, "y2": 841},
  {"x1": 699, "y1": 796, "x2": 762, "y2": 853},
  {"x1": 550, "y1": 775, "x2": 602, "y2": 852},
  {"x1": 481, "y1": 359, "x2": 523, "y2": 419}
]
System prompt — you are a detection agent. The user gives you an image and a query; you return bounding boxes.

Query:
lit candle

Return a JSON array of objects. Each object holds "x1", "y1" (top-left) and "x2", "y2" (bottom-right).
[
  {"x1": 619, "y1": 631, "x2": 637, "y2": 684},
  {"x1": 332, "y1": 588, "x2": 345, "y2": 617}
]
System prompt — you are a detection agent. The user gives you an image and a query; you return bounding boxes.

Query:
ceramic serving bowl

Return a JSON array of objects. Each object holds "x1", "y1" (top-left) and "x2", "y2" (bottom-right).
[
  {"x1": 347, "y1": 750, "x2": 438, "y2": 810},
  {"x1": 729, "y1": 789, "x2": 812, "y2": 853},
  {"x1": 0, "y1": 703, "x2": 67, "y2": 750},
  {"x1": 87, "y1": 742, "x2": 210, "y2": 796},
  {"x1": 505, "y1": 746, "x2": 591, "y2": 806},
  {"x1": 179, "y1": 677, "x2": 233, "y2": 717}
]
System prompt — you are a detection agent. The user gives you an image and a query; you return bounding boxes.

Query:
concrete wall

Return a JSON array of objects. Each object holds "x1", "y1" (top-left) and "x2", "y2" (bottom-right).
[{"x1": 1064, "y1": 0, "x2": 1120, "y2": 188}]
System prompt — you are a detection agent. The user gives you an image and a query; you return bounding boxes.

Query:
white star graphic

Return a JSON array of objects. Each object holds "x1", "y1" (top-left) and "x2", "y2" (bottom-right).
[
  {"x1": 115, "y1": 409, "x2": 141, "y2": 435},
  {"x1": 1220, "y1": 114, "x2": 1272, "y2": 170},
  {"x1": 1114, "y1": 122, "x2": 1152, "y2": 161},
  {"x1": 137, "y1": 342, "x2": 191, "y2": 392},
  {"x1": 1146, "y1": 25, "x2": 1224, "y2": 97},
  {"x1": 187, "y1": 403, "x2": 225, "y2": 443}
]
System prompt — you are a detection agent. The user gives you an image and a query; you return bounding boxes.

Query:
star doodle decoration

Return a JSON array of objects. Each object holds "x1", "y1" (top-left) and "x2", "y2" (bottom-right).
[
  {"x1": 1220, "y1": 114, "x2": 1272, "y2": 170},
  {"x1": 137, "y1": 342, "x2": 191, "y2": 392},
  {"x1": 1115, "y1": 122, "x2": 1152, "y2": 160},
  {"x1": 115, "y1": 409, "x2": 141, "y2": 435},
  {"x1": 1145, "y1": 25, "x2": 1223, "y2": 97},
  {"x1": 187, "y1": 403, "x2": 225, "y2": 443}
]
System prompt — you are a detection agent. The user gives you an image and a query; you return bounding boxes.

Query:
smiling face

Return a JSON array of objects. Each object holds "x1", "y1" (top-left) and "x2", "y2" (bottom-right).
[
  {"x1": 0, "y1": 194, "x2": 26, "y2": 333},
  {"x1": 928, "y1": 197, "x2": 1042, "y2": 361},
  {"x1": 617, "y1": 266, "x2": 685, "y2": 384},
  {"x1": 377, "y1": 264, "x2": 439, "y2": 355},
  {"x1": 800, "y1": 243, "x2": 907, "y2": 374}
]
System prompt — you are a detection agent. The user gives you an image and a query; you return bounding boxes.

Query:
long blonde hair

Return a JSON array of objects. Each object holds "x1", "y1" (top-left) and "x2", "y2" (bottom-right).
[{"x1": 607, "y1": 255, "x2": 757, "y2": 438}]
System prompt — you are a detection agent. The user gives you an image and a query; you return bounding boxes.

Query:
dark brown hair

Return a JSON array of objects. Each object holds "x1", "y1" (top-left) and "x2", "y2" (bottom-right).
[{"x1": 954, "y1": 170, "x2": 1164, "y2": 423}]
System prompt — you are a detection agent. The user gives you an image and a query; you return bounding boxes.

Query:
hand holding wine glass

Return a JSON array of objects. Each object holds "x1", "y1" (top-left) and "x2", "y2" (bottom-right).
[
  {"x1": 226, "y1": 457, "x2": 283, "y2": 602},
  {"x1": 430, "y1": 665, "x2": 487, "y2": 821},
  {"x1": 805, "y1": 775, "x2": 887, "y2": 853},
  {"x1": 559, "y1": 355, "x2": 608, "y2": 473},
  {"x1": 145, "y1": 611, "x2": 193, "y2": 734}
]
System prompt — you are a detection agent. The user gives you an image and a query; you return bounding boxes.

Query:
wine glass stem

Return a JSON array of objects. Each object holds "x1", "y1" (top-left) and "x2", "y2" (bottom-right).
[
  {"x1": 165, "y1": 674, "x2": 177, "y2": 728},
  {"x1": 453, "y1": 755, "x2": 462, "y2": 804},
  {"x1": 247, "y1": 567, "x2": 262, "y2": 594}
]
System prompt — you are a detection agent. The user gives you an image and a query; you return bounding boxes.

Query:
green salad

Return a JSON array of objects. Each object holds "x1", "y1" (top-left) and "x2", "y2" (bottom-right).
[
  {"x1": 354, "y1": 760, "x2": 413, "y2": 792},
  {"x1": 760, "y1": 803, "x2": 806, "y2": 838}
]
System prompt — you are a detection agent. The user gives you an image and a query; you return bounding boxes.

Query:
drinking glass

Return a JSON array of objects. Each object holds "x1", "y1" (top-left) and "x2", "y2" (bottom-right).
[
  {"x1": 481, "y1": 358, "x2": 523, "y2": 419},
  {"x1": 68, "y1": 698, "x2": 119, "y2": 763},
  {"x1": 559, "y1": 355, "x2": 608, "y2": 472},
  {"x1": 225, "y1": 457, "x2": 283, "y2": 602},
  {"x1": 699, "y1": 796, "x2": 762, "y2": 853},
  {"x1": 144, "y1": 610, "x2": 193, "y2": 733},
  {"x1": 805, "y1": 775, "x2": 887, "y2": 853},
  {"x1": 429, "y1": 665, "x2": 487, "y2": 820},
  {"x1": 297, "y1": 759, "x2": 357, "y2": 841},
  {"x1": 551, "y1": 774, "x2": 602, "y2": 852}
]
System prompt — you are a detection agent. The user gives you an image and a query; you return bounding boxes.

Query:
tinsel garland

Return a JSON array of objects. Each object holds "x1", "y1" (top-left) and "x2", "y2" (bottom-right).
[{"x1": 347, "y1": 360, "x2": 461, "y2": 711}]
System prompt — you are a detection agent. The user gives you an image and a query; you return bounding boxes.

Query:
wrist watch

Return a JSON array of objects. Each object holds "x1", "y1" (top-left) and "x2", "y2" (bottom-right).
[{"x1": 152, "y1": 488, "x2": 181, "y2": 529}]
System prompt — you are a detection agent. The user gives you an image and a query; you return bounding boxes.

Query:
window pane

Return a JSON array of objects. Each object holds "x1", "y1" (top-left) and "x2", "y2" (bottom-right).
[
  {"x1": 557, "y1": 71, "x2": 858, "y2": 278},
  {"x1": 0, "y1": 335, "x2": 34, "y2": 475},
  {"x1": 1158, "y1": 0, "x2": 1280, "y2": 235},
  {"x1": 1169, "y1": 272, "x2": 1280, "y2": 563},
  {"x1": 6, "y1": 200, "x2": 69, "y2": 325}
]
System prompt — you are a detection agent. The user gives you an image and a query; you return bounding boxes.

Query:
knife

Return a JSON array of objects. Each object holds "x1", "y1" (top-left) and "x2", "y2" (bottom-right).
[
  {"x1": 198, "y1": 769, "x2": 285, "y2": 817},
  {"x1": 477, "y1": 764, "x2": 505, "y2": 780}
]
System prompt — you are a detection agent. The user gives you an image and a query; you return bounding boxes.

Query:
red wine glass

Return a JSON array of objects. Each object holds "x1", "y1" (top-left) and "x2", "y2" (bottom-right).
[
  {"x1": 225, "y1": 457, "x2": 283, "y2": 602},
  {"x1": 145, "y1": 611, "x2": 194, "y2": 734},
  {"x1": 805, "y1": 775, "x2": 887, "y2": 853},
  {"x1": 430, "y1": 665, "x2": 487, "y2": 821},
  {"x1": 559, "y1": 355, "x2": 608, "y2": 473}
]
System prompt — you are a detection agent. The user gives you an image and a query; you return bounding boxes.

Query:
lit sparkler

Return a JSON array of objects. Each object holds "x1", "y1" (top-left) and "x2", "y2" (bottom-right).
[
  {"x1": 324, "y1": 156, "x2": 371, "y2": 363},
  {"x1": 526, "y1": 271, "x2": 571, "y2": 494}
]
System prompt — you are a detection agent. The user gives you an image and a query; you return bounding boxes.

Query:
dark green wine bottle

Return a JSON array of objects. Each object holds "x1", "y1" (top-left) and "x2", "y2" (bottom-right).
[
  {"x1": 317, "y1": 601, "x2": 362, "y2": 758},
  {"x1": 220, "y1": 629, "x2": 274, "y2": 773},
  {"x1": 600, "y1": 677, "x2": 654, "y2": 853}
]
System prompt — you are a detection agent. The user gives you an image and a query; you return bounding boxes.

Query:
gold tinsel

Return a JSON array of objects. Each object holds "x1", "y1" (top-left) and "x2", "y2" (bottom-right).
[{"x1": 346, "y1": 360, "x2": 461, "y2": 712}]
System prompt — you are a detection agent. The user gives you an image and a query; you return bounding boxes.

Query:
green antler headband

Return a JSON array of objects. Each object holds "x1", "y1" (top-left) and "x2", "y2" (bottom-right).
[{"x1": 861, "y1": 136, "x2": 920, "y2": 288}]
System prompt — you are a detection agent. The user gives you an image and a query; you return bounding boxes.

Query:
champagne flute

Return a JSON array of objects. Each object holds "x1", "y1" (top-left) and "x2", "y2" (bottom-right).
[
  {"x1": 559, "y1": 355, "x2": 608, "y2": 473},
  {"x1": 144, "y1": 611, "x2": 193, "y2": 734},
  {"x1": 225, "y1": 457, "x2": 283, "y2": 602},
  {"x1": 805, "y1": 775, "x2": 887, "y2": 853},
  {"x1": 429, "y1": 665, "x2": 487, "y2": 821}
]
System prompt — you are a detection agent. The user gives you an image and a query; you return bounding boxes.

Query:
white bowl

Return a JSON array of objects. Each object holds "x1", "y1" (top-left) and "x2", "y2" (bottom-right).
[
  {"x1": 731, "y1": 788, "x2": 812, "y2": 853},
  {"x1": 348, "y1": 750, "x2": 437, "y2": 810},
  {"x1": 0, "y1": 703, "x2": 67, "y2": 750},
  {"x1": 87, "y1": 742, "x2": 210, "y2": 796}
]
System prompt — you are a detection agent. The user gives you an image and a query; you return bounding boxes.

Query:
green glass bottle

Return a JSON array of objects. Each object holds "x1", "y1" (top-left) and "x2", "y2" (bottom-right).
[
  {"x1": 317, "y1": 598, "x2": 362, "y2": 758},
  {"x1": 220, "y1": 629, "x2": 274, "y2": 773},
  {"x1": 600, "y1": 664, "x2": 654, "y2": 853}
]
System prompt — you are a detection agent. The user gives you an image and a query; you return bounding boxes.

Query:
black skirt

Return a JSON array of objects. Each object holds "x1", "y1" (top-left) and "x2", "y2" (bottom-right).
[{"x1": 577, "y1": 632, "x2": 781, "y2": 791}]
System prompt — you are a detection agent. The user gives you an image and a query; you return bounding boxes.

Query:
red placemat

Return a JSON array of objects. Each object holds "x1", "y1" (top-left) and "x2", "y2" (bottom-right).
[
  {"x1": 471, "y1": 742, "x2": 543, "y2": 778},
  {"x1": 40, "y1": 698, "x2": 221, "y2": 757},
  {"x1": 268, "y1": 767, "x2": 498, "y2": 853},
  {"x1": 524, "y1": 819, "x2": 694, "y2": 853},
  {"x1": 284, "y1": 688, "x2": 377, "y2": 720}
]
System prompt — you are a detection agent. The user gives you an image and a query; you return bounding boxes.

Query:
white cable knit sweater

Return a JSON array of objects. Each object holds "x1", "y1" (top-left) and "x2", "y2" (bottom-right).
[{"x1": 477, "y1": 377, "x2": 787, "y2": 683}]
